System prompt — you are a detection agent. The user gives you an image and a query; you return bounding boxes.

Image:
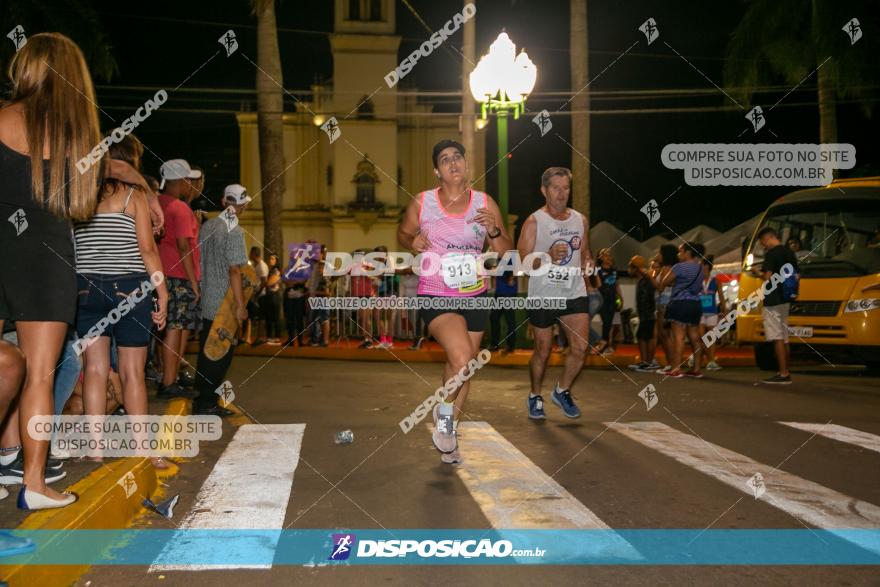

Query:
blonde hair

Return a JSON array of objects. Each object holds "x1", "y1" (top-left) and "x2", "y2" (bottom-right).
[{"x1": 6, "y1": 32, "x2": 101, "y2": 221}]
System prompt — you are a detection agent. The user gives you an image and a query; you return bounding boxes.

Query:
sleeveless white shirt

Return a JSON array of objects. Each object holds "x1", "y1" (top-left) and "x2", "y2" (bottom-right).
[{"x1": 527, "y1": 208, "x2": 588, "y2": 300}]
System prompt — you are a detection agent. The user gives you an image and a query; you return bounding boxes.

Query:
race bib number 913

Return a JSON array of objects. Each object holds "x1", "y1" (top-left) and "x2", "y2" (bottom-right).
[{"x1": 442, "y1": 254, "x2": 479, "y2": 289}]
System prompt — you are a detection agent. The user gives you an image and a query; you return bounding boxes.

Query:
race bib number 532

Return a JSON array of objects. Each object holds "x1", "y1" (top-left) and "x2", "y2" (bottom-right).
[{"x1": 546, "y1": 266, "x2": 574, "y2": 289}]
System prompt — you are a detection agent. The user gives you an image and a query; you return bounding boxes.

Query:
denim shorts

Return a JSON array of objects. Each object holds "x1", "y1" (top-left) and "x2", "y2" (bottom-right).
[{"x1": 76, "y1": 273, "x2": 153, "y2": 347}]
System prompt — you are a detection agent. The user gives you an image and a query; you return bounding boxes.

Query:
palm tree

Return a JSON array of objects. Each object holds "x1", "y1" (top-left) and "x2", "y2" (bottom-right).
[
  {"x1": 725, "y1": 0, "x2": 877, "y2": 145},
  {"x1": 252, "y1": 0, "x2": 287, "y2": 258},
  {"x1": 569, "y1": 0, "x2": 590, "y2": 217}
]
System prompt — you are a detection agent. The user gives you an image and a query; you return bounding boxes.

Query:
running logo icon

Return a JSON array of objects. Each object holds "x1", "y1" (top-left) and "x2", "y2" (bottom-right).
[
  {"x1": 638, "y1": 384, "x2": 658, "y2": 411},
  {"x1": 221, "y1": 206, "x2": 239, "y2": 232},
  {"x1": 117, "y1": 471, "x2": 138, "y2": 498},
  {"x1": 219, "y1": 30, "x2": 238, "y2": 56},
  {"x1": 842, "y1": 18, "x2": 862, "y2": 45},
  {"x1": 639, "y1": 18, "x2": 659, "y2": 45},
  {"x1": 532, "y1": 110, "x2": 552, "y2": 137},
  {"x1": 321, "y1": 117, "x2": 341, "y2": 143},
  {"x1": 329, "y1": 533, "x2": 356, "y2": 560},
  {"x1": 7, "y1": 25, "x2": 26, "y2": 52},
  {"x1": 215, "y1": 381, "x2": 235, "y2": 407},
  {"x1": 746, "y1": 106, "x2": 765, "y2": 132},
  {"x1": 8, "y1": 208, "x2": 27, "y2": 236},
  {"x1": 746, "y1": 472, "x2": 766, "y2": 499},
  {"x1": 640, "y1": 199, "x2": 660, "y2": 226}
]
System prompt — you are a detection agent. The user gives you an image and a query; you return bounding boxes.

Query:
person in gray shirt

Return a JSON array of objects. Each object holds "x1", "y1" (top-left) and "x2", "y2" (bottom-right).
[{"x1": 192, "y1": 184, "x2": 251, "y2": 416}]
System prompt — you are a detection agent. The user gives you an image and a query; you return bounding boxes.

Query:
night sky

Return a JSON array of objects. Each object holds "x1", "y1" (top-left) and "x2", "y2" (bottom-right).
[{"x1": 3, "y1": 0, "x2": 878, "y2": 240}]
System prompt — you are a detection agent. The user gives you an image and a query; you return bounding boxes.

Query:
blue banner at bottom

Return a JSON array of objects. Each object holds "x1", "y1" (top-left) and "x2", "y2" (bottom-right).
[{"x1": 0, "y1": 529, "x2": 879, "y2": 566}]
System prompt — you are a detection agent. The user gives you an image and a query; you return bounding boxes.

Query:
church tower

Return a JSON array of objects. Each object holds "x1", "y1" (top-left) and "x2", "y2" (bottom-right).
[{"x1": 235, "y1": 0, "x2": 484, "y2": 252}]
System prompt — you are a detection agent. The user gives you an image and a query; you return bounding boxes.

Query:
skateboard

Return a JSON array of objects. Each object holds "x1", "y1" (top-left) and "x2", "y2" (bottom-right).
[{"x1": 203, "y1": 263, "x2": 258, "y2": 361}]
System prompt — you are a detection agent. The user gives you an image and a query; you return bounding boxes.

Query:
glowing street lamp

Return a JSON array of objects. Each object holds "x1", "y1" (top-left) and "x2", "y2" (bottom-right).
[{"x1": 469, "y1": 32, "x2": 537, "y2": 227}]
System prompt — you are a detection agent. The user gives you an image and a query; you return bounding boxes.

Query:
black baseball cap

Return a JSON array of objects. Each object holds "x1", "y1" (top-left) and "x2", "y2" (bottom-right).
[{"x1": 432, "y1": 139, "x2": 465, "y2": 168}]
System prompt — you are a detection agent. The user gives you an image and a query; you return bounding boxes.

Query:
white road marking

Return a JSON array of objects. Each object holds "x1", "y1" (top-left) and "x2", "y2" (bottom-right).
[
  {"x1": 607, "y1": 421, "x2": 880, "y2": 554},
  {"x1": 449, "y1": 421, "x2": 640, "y2": 560},
  {"x1": 780, "y1": 422, "x2": 880, "y2": 455},
  {"x1": 150, "y1": 424, "x2": 306, "y2": 571}
]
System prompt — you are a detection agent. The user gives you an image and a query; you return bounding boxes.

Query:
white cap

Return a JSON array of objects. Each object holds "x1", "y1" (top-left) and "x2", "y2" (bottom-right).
[
  {"x1": 223, "y1": 184, "x2": 252, "y2": 206},
  {"x1": 159, "y1": 159, "x2": 202, "y2": 189}
]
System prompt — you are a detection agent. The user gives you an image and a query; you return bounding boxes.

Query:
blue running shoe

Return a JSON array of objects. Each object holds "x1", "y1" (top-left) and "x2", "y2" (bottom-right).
[
  {"x1": 551, "y1": 383, "x2": 581, "y2": 418},
  {"x1": 528, "y1": 394, "x2": 546, "y2": 420}
]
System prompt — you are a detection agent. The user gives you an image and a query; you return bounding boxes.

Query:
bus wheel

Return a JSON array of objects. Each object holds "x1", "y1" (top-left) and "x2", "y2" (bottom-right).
[{"x1": 754, "y1": 343, "x2": 778, "y2": 371}]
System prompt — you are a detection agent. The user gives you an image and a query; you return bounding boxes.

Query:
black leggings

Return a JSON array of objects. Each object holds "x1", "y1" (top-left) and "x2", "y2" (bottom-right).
[
  {"x1": 600, "y1": 299, "x2": 616, "y2": 342},
  {"x1": 284, "y1": 296, "x2": 306, "y2": 343},
  {"x1": 490, "y1": 307, "x2": 516, "y2": 350},
  {"x1": 261, "y1": 292, "x2": 282, "y2": 338},
  {"x1": 194, "y1": 319, "x2": 236, "y2": 411}
]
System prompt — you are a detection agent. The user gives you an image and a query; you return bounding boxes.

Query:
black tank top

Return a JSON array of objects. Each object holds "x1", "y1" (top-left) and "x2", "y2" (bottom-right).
[
  {"x1": 0, "y1": 139, "x2": 76, "y2": 211},
  {"x1": 0, "y1": 139, "x2": 74, "y2": 248}
]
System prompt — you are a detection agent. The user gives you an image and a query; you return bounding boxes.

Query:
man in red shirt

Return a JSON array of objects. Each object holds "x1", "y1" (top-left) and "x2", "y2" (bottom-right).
[{"x1": 156, "y1": 159, "x2": 202, "y2": 398}]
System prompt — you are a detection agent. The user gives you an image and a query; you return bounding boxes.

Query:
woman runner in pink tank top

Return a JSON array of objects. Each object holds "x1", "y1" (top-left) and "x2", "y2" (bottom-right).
[{"x1": 397, "y1": 140, "x2": 512, "y2": 464}]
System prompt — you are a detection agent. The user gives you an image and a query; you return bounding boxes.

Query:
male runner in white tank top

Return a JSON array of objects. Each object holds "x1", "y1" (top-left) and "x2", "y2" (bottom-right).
[{"x1": 517, "y1": 167, "x2": 592, "y2": 420}]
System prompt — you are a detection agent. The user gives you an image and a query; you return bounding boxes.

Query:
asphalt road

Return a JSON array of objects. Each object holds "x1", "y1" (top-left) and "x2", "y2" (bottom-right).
[{"x1": 77, "y1": 356, "x2": 880, "y2": 586}]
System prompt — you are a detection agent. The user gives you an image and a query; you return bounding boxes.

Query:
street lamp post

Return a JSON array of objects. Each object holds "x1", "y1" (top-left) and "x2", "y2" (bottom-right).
[{"x1": 469, "y1": 32, "x2": 537, "y2": 229}]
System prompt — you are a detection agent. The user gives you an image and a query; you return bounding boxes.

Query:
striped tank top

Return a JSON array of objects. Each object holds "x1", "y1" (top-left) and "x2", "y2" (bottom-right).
[
  {"x1": 417, "y1": 188, "x2": 488, "y2": 297},
  {"x1": 74, "y1": 188, "x2": 146, "y2": 275}
]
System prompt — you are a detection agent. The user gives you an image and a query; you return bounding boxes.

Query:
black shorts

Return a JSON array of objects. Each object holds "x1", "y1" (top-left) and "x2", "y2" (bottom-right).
[
  {"x1": 0, "y1": 203, "x2": 76, "y2": 324},
  {"x1": 418, "y1": 294, "x2": 488, "y2": 332},
  {"x1": 666, "y1": 299, "x2": 701, "y2": 326},
  {"x1": 527, "y1": 296, "x2": 589, "y2": 329},
  {"x1": 637, "y1": 319, "x2": 656, "y2": 340}
]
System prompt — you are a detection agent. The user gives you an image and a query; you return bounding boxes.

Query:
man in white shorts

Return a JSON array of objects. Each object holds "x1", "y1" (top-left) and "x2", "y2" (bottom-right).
[{"x1": 755, "y1": 227, "x2": 799, "y2": 384}]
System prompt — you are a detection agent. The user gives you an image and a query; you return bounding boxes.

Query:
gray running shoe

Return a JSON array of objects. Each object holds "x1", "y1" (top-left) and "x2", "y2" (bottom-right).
[{"x1": 432, "y1": 404, "x2": 457, "y2": 453}]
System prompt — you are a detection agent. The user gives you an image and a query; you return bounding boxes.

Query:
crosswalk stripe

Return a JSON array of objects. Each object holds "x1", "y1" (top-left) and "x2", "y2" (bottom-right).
[
  {"x1": 607, "y1": 421, "x2": 880, "y2": 555},
  {"x1": 451, "y1": 421, "x2": 641, "y2": 560},
  {"x1": 454, "y1": 422, "x2": 606, "y2": 528},
  {"x1": 779, "y1": 422, "x2": 880, "y2": 455},
  {"x1": 149, "y1": 423, "x2": 306, "y2": 571}
]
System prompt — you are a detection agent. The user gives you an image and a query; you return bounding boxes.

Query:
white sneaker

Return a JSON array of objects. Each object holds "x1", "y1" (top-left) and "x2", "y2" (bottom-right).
[
  {"x1": 50, "y1": 443, "x2": 71, "y2": 461},
  {"x1": 706, "y1": 361, "x2": 722, "y2": 371},
  {"x1": 658, "y1": 365, "x2": 672, "y2": 374},
  {"x1": 431, "y1": 404, "x2": 457, "y2": 453},
  {"x1": 687, "y1": 356, "x2": 695, "y2": 369}
]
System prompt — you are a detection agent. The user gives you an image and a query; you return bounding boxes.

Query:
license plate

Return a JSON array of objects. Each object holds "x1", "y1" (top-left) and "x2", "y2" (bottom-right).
[{"x1": 788, "y1": 326, "x2": 813, "y2": 338}]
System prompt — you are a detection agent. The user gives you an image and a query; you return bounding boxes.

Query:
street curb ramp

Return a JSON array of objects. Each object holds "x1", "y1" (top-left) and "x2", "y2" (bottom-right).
[{"x1": 0, "y1": 398, "x2": 189, "y2": 587}]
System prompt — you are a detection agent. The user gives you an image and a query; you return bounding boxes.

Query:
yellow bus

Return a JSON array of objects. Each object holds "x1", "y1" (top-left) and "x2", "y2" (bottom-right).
[{"x1": 737, "y1": 177, "x2": 880, "y2": 370}]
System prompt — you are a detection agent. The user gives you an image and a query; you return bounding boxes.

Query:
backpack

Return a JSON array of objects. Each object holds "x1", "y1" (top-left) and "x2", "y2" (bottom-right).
[
  {"x1": 781, "y1": 252, "x2": 799, "y2": 302},
  {"x1": 782, "y1": 272, "x2": 799, "y2": 302}
]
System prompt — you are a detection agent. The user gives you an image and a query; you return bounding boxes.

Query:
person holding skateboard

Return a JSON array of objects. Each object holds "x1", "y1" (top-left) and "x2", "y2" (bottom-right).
[{"x1": 192, "y1": 185, "x2": 252, "y2": 416}]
